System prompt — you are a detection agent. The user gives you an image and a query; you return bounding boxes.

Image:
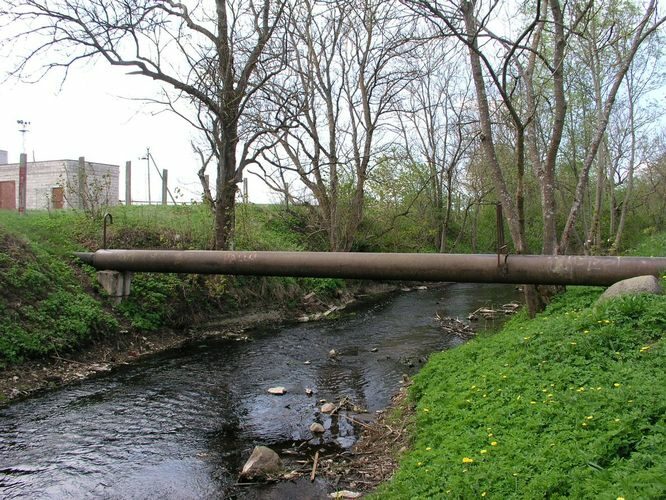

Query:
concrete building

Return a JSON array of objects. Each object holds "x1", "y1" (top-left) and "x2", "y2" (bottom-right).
[{"x1": 0, "y1": 154, "x2": 119, "y2": 210}]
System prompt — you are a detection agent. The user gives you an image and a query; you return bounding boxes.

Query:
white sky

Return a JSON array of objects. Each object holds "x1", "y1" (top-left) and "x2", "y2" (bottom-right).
[{"x1": 0, "y1": 59, "x2": 275, "y2": 204}]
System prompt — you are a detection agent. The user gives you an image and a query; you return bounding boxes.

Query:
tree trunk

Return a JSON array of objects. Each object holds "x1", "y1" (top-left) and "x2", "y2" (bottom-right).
[
  {"x1": 611, "y1": 82, "x2": 637, "y2": 254},
  {"x1": 214, "y1": 181, "x2": 237, "y2": 250}
]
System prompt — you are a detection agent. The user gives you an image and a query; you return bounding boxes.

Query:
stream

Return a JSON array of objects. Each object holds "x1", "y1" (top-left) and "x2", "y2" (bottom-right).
[{"x1": 0, "y1": 283, "x2": 520, "y2": 499}]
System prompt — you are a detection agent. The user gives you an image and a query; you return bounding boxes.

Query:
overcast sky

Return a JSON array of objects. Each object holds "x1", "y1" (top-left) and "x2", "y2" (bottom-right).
[{"x1": 0, "y1": 59, "x2": 274, "y2": 204}]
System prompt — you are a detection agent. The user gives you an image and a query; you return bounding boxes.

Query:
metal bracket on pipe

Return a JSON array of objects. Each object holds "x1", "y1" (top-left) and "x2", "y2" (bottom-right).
[
  {"x1": 496, "y1": 203, "x2": 509, "y2": 274},
  {"x1": 103, "y1": 213, "x2": 113, "y2": 250}
]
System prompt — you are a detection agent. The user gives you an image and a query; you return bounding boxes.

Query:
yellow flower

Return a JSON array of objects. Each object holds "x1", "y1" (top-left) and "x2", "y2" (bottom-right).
[
  {"x1": 582, "y1": 422, "x2": 588, "y2": 427},
  {"x1": 490, "y1": 441, "x2": 498, "y2": 446},
  {"x1": 488, "y1": 433, "x2": 493, "y2": 437},
  {"x1": 576, "y1": 387, "x2": 585, "y2": 392},
  {"x1": 462, "y1": 457, "x2": 474, "y2": 464},
  {"x1": 614, "y1": 383, "x2": 621, "y2": 388},
  {"x1": 530, "y1": 401, "x2": 537, "y2": 405},
  {"x1": 480, "y1": 449, "x2": 488, "y2": 454},
  {"x1": 423, "y1": 407, "x2": 431, "y2": 412},
  {"x1": 617, "y1": 497, "x2": 625, "y2": 500},
  {"x1": 570, "y1": 342, "x2": 577, "y2": 345},
  {"x1": 481, "y1": 492, "x2": 487, "y2": 497},
  {"x1": 426, "y1": 447, "x2": 432, "y2": 451},
  {"x1": 586, "y1": 415, "x2": 593, "y2": 420},
  {"x1": 417, "y1": 461, "x2": 423, "y2": 466},
  {"x1": 614, "y1": 418, "x2": 620, "y2": 422},
  {"x1": 583, "y1": 330, "x2": 590, "y2": 334},
  {"x1": 523, "y1": 336, "x2": 531, "y2": 340}
]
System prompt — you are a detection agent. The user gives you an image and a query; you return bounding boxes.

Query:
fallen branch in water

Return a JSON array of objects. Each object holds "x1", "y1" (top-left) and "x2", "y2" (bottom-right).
[{"x1": 311, "y1": 450, "x2": 320, "y2": 482}]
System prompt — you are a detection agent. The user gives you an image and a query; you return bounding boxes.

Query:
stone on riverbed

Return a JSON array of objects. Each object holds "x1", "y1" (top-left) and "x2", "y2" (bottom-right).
[
  {"x1": 310, "y1": 422, "x2": 325, "y2": 433},
  {"x1": 240, "y1": 446, "x2": 283, "y2": 479},
  {"x1": 320, "y1": 402, "x2": 336, "y2": 414},
  {"x1": 329, "y1": 491, "x2": 362, "y2": 499},
  {"x1": 267, "y1": 386, "x2": 287, "y2": 395}
]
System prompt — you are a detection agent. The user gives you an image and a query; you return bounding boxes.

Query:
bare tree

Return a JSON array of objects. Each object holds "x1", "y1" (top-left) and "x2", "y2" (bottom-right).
[
  {"x1": 1, "y1": 0, "x2": 289, "y2": 249},
  {"x1": 558, "y1": 0, "x2": 665, "y2": 253},
  {"x1": 397, "y1": 40, "x2": 477, "y2": 252},
  {"x1": 255, "y1": 0, "x2": 416, "y2": 251}
]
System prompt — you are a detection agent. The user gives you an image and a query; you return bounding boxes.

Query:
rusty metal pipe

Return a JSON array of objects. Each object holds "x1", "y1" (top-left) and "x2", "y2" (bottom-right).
[{"x1": 73, "y1": 250, "x2": 666, "y2": 286}]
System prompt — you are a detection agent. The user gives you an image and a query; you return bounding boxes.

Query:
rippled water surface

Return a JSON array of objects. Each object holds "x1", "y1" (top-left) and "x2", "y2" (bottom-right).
[{"x1": 0, "y1": 283, "x2": 520, "y2": 498}]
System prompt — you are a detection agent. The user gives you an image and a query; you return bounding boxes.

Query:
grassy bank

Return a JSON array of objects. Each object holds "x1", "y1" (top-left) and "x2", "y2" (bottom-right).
[
  {"x1": 0, "y1": 206, "x2": 347, "y2": 367},
  {"x1": 0, "y1": 223, "x2": 118, "y2": 367},
  {"x1": 373, "y1": 237, "x2": 666, "y2": 498}
]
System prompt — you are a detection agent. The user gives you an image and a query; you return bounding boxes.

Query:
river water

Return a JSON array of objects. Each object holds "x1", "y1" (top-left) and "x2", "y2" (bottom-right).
[{"x1": 0, "y1": 283, "x2": 519, "y2": 499}]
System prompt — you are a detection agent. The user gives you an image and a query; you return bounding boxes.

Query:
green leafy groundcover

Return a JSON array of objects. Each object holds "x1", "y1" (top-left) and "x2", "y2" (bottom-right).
[
  {"x1": 374, "y1": 285, "x2": 666, "y2": 499},
  {"x1": 0, "y1": 227, "x2": 118, "y2": 366}
]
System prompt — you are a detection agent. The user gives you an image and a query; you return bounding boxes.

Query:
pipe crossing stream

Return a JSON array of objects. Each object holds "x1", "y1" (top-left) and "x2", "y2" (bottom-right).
[
  {"x1": 1, "y1": 284, "x2": 520, "y2": 498},
  {"x1": 76, "y1": 250, "x2": 666, "y2": 286}
]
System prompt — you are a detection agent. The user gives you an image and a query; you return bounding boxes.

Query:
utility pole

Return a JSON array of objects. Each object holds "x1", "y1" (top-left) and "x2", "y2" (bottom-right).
[
  {"x1": 139, "y1": 147, "x2": 151, "y2": 204},
  {"x1": 16, "y1": 120, "x2": 30, "y2": 154}
]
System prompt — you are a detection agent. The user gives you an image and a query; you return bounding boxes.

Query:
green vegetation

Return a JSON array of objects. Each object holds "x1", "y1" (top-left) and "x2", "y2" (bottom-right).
[
  {"x1": 0, "y1": 206, "x2": 349, "y2": 365},
  {"x1": 373, "y1": 236, "x2": 666, "y2": 498},
  {"x1": 0, "y1": 224, "x2": 117, "y2": 367}
]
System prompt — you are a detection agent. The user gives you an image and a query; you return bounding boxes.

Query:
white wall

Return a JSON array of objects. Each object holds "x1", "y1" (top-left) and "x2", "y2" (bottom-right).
[{"x1": 0, "y1": 159, "x2": 120, "y2": 210}]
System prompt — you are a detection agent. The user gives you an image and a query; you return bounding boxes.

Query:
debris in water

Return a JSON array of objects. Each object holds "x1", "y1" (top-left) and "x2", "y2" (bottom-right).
[
  {"x1": 468, "y1": 302, "x2": 521, "y2": 320},
  {"x1": 434, "y1": 313, "x2": 476, "y2": 338},
  {"x1": 267, "y1": 386, "x2": 287, "y2": 395}
]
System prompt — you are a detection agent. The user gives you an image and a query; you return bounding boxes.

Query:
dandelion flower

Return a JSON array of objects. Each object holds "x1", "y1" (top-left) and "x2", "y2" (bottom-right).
[
  {"x1": 423, "y1": 408, "x2": 431, "y2": 412},
  {"x1": 614, "y1": 383, "x2": 621, "y2": 388},
  {"x1": 462, "y1": 457, "x2": 474, "y2": 464},
  {"x1": 480, "y1": 449, "x2": 488, "y2": 454},
  {"x1": 426, "y1": 447, "x2": 432, "y2": 451},
  {"x1": 490, "y1": 441, "x2": 498, "y2": 446},
  {"x1": 482, "y1": 492, "x2": 487, "y2": 497}
]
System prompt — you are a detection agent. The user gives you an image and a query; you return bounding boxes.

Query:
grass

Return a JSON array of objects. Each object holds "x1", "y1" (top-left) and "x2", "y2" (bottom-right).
[
  {"x1": 0, "y1": 223, "x2": 118, "y2": 366},
  {"x1": 372, "y1": 228, "x2": 666, "y2": 500},
  {"x1": 0, "y1": 206, "x2": 347, "y2": 361}
]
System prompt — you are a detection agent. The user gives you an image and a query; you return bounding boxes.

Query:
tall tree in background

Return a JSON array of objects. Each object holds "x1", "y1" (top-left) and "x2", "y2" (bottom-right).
[
  {"x1": 406, "y1": 0, "x2": 663, "y2": 313},
  {"x1": 257, "y1": 0, "x2": 415, "y2": 251},
  {"x1": 397, "y1": 41, "x2": 477, "y2": 252},
  {"x1": 1, "y1": 0, "x2": 288, "y2": 249}
]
